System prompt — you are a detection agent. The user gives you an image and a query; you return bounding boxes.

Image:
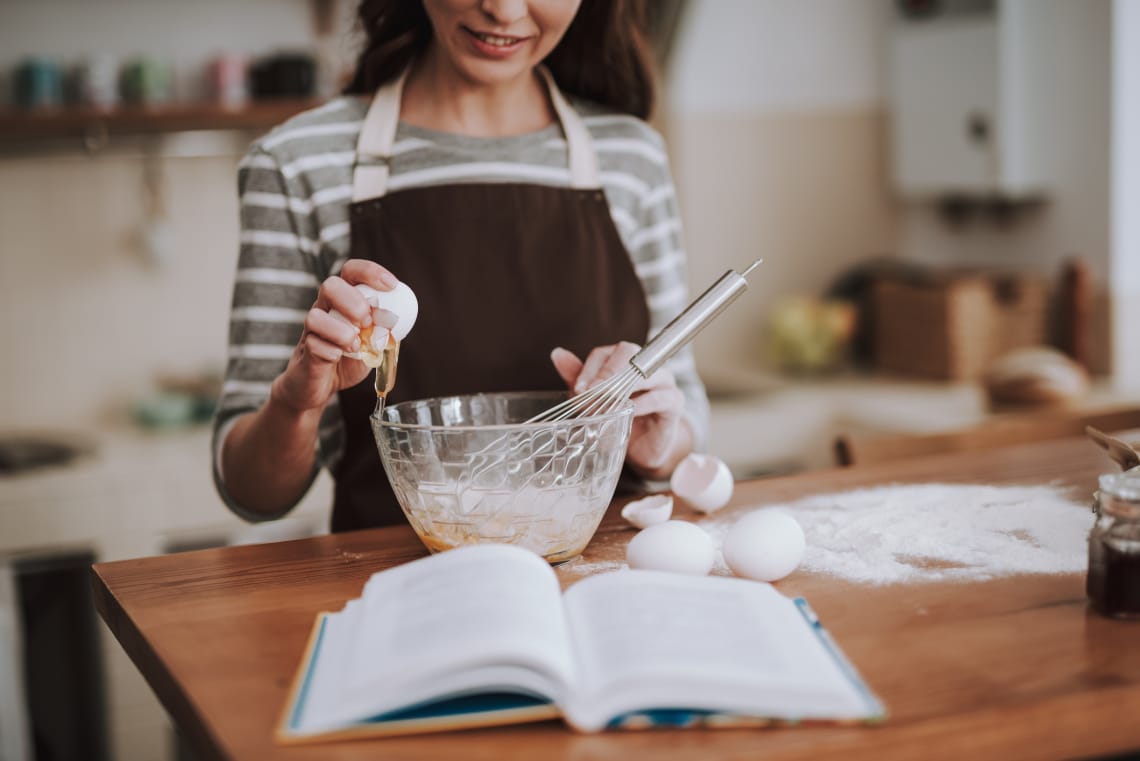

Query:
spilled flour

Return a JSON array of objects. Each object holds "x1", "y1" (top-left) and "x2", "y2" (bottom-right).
[{"x1": 701, "y1": 483, "x2": 1094, "y2": 585}]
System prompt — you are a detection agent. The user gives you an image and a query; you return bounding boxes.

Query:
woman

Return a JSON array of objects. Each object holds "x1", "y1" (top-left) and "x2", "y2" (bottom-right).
[{"x1": 214, "y1": 0, "x2": 710, "y2": 531}]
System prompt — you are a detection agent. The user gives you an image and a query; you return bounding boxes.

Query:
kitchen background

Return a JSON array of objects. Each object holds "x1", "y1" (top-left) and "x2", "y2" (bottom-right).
[{"x1": 1, "y1": 0, "x2": 1138, "y2": 759}]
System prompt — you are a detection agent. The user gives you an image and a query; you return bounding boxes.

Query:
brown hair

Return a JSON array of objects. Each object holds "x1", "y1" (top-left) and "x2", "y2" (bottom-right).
[{"x1": 344, "y1": 0, "x2": 656, "y2": 119}]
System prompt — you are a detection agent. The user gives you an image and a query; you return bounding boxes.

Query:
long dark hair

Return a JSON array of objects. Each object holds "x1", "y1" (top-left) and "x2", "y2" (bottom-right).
[{"x1": 344, "y1": 0, "x2": 656, "y2": 119}]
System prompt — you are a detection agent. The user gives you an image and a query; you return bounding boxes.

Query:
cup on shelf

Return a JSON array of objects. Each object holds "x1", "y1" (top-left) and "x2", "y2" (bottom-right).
[
  {"x1": 119, "y1": 57, "x2": 171, "y2": 106},
  {"x1": 72, "y1": 53, "x2": 119, "y2": 109},
  {"x1": 13, "y1": 57, "x2": 65, "y2": 108},
  {"x1": 249, "y1": 53, "x2": 317, "y2": 99},
  {"x1": 207, "y1": 53, "x2": 249, "y2": 107}
]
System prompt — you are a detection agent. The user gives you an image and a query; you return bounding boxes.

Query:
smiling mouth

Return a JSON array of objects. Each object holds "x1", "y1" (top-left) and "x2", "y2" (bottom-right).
[{"x1": 463, "y1": 27, "x2": 529, "y2": 48}]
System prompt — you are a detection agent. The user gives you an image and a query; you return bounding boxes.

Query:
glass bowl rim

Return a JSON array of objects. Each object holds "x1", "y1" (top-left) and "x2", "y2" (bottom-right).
[{"x1": 371, "y1": 390, "x2": 634, "y2": 432}]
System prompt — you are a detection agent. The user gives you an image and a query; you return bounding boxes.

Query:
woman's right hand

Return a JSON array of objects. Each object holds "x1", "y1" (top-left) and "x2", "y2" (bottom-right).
[{"x1": 269, "y1": 259, "x2": 399, "y2": 415}]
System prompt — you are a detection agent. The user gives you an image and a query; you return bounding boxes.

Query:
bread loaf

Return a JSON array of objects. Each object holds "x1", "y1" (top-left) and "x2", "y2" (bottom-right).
[{"x1": 984, "y1": 346, "x2": 1090, "y2": 407}]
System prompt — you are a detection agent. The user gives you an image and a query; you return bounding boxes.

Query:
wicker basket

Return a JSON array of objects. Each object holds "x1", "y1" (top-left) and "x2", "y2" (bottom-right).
[{"x1": 872, "y1": 273, "x2": 1047, "y2": 381}]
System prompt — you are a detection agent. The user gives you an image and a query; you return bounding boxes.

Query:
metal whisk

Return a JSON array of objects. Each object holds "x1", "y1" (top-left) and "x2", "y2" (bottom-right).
[{"x1": 527, "y1": 259, "x2": 763, "y2": 423}]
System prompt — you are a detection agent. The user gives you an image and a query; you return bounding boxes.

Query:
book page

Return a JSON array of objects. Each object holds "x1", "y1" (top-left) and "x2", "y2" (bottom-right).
[
  {"x1": 328, "y1": 545, "x2": 575, "y2": 723},
  {"x1": 289, "y1": 601, "x2": 364, "y2": 734},
  {"x1": 560, "y1": 570, "x2": 872, "y2": 731}
]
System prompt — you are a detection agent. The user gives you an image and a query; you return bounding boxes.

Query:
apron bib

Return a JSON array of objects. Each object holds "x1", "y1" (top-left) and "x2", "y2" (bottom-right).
[{"x1": 333, "y1": 68, "x2": 649, "y2": 532}]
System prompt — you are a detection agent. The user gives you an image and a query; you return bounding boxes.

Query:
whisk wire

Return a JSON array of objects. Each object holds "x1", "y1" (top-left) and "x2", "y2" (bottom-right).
[
  {"x1": 453, "y1": 263, "x2": 759, "y2": 487},
  {"x1": 524, "y1": 260, "x2": 761, "y2": 425},
  {"x1": 526, "y1": 367, "x2": 642, "y2": 424}
]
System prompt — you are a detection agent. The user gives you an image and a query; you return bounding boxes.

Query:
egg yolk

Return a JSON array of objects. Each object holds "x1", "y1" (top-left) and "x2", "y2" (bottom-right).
[{"x1": 355, "y1": 325, "x2": 388, "y2": 368}]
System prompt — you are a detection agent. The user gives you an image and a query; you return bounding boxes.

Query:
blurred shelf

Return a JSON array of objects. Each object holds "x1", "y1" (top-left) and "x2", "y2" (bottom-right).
[
  {"x1": 0, "y1": 99, "x2": 322, "y2": 142},
  {"x1": 706, "y1": 370, "x2": 1140, "y2": 477}
]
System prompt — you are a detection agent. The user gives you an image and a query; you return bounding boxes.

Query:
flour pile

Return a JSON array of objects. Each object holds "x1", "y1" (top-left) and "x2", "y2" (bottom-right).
[{"x1": 702, "y1": 483, "x2": 1094, "y2": 585}]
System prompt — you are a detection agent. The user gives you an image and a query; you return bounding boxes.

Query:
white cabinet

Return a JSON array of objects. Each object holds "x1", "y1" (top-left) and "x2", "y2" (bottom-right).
[{"x1": 888, "y1": 0, "x2": 1049, "y2": 199}]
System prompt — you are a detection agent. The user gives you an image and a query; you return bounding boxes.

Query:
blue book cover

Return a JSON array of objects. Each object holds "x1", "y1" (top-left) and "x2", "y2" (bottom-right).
[{"x1": 277, "y1": 594, "x2": 885, "y2": 742}]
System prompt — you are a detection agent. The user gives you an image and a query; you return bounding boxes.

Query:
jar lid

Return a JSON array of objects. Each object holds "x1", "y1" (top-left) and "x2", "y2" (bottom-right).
[
  {"x1": 1100, "y1": 468, "x2": 1140, "y2": 501},
  {"x1": 1099, "y1": 468, "x2": 1140, "y2": 518}
]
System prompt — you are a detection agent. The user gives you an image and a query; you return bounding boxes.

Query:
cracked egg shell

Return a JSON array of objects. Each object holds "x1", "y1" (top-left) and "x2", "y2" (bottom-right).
[
  {"x1": 670, "y1": 453, "x2": 733, "y2": 513},
  {"x1": 626, "y1": 520, "x2": 715, "y2": 576},
  {"x1": 620, "y1": 494, "x2": 673, "y2": 529},
  {"x1": 354, "y1": 282, "x2": 418, "y2": 341}
]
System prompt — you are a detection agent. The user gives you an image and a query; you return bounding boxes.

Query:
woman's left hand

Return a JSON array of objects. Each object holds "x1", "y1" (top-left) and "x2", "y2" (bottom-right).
[{"x1": 551, "y1": 343, "x2": 693, "y2": 480}]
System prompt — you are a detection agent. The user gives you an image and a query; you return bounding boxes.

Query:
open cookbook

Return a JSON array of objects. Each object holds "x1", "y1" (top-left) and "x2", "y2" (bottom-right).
[{"x1": 278, "y1": 544, "x2": 884, "y2": 741}]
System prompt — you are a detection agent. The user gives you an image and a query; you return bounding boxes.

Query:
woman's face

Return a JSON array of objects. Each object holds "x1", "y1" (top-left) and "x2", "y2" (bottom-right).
[{"x1": 421, "y1": 0, "x2": 583, "y2": 86}]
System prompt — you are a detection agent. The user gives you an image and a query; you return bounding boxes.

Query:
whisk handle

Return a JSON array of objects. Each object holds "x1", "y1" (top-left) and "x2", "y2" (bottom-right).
[{"x1": 630, "y1": 267, "x2": 752, "y2": 377}]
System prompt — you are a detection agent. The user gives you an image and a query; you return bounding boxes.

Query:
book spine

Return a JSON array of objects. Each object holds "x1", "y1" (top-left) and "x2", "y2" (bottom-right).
[{"x1": 793, "y1": 598, "x2": 887, "y2": 722}]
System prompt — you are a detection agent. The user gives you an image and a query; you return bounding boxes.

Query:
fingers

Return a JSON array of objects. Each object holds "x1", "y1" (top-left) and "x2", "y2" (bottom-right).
[
  {"x1": 305, "y1": 308, "x2": 360, "y2": 356},
  {"x1": 629, "y1": 365, "x2": 677, "y2": 396},
  {"x1": 575, "y1": 341, "x2": 640, "y2": 393},
  {"x1": 315, "y1": 275, "x2": 373, "y2": 326},
  {"x1": 314, "y1": 259, "x2": 403, "y2": 338},
  {"x1": 301, "y1": 332, "x2": 347, "y2": 364},
  {"x1": 630, "y1": 386, "x2": 685, "y2": 418},
  {"x1": 339, "y1": 259, "x2": 398, "y2": 291},
  {"x1": 550, "y1": 347, "x2": 583, "y2": 388}
]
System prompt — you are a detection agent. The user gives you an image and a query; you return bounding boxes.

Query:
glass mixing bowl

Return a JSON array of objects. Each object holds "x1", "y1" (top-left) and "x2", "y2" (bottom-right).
[{"x1": 372, "y1": 391, "x2": 633, "y2": 564}]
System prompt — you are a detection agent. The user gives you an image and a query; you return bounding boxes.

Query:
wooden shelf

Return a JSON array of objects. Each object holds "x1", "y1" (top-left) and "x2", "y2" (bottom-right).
[{"x1": 0, "y1": 99, "x2": 323, "y2": 142}]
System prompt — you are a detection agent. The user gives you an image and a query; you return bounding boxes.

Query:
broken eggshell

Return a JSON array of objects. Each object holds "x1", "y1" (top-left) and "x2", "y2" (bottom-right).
[
  {"x1": 333, "y1": 281, "x2": 419, "y2": 356},
  {"x1": 626, "y1": 520, "x2": 715, "y2": 576},
  {"x1": 670, "y1": 453, "x2": 734, "y2": 513},
  {"x1": 620, "y1": 494, "x2": 674, "y2": 529},
  {"x1": 364, "y1": 282, "x2": 418, "y2": 341}
]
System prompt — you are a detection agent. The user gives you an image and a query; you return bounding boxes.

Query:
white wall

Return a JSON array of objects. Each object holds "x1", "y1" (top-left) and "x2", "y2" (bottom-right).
[
  {"x1": 668, "y1": 0, "x2": 885, "y2": 114},
  {"x1": 1112, "y1": 0, "x2": 1140, "y2": 391},
  {"x1": 662, "y1": 0, "x2": 896, "y2": 386},
  {"x1": 0, "y1": 150, "x2": 247, "y2": 428},
  {"x1": 893, "y1": 2, "x2": 1113, "y2": 283}
]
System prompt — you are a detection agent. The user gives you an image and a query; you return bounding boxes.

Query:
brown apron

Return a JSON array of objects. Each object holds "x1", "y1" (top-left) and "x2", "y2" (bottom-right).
[{"x1": 333, "y1": 68, "x2": 650, "y2": 532}]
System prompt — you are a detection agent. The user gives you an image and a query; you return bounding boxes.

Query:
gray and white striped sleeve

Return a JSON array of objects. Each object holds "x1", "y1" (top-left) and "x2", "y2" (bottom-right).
[
  {"x1": 633, "y1": 159, "x2": 711, "y2": 451},
  {"x1": 210, "y1": 145, "x2": 326, "y2": 520}
]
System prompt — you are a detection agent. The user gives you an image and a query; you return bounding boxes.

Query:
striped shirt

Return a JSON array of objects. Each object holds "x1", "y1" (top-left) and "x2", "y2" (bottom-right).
[{"x1": 214, "y1": 95, "x2": 710, "y2": 518}]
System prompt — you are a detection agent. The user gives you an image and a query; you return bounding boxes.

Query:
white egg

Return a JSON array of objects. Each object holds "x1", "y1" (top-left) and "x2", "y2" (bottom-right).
[
  {"x1": 354, "y1": 282, "x2": 419, "y2": 341},
  {"x1": 722, "y1": 510, "x2": 805, "y2": 582},
  {"x1": 626, "y1": 520, "x2": 715, "y2": 576},
  {"x1": 620, "y1": 494, "x2": 673, "y2": 529},
  {"x1": 670, "y1": 453, "x2": 734, "y2": 514},
  {"x1": 333, "y1": 282, "x2": 419, "y2": 362}
]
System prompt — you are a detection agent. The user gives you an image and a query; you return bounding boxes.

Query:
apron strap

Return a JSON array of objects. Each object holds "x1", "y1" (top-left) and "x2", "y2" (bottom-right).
[
  {"x1": 351, "y1": 68, "x2": 407, "y2": 203},
  {"x1": 352, "y1": 65, "x2": 600, "y2": 203},
  {"x1": 536, "y1": 66, "x2": 599, "y2": 191}
]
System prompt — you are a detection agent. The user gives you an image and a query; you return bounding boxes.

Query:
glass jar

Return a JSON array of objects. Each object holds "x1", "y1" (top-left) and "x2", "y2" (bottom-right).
[{"x1": 1088, "y1": 469, "x2": 1140, "y2": 619}]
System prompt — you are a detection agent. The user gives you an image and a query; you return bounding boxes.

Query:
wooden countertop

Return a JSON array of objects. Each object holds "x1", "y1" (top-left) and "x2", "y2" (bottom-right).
[{"x1": 91, "y1": 434, "x2": 1140, "y2": 761}]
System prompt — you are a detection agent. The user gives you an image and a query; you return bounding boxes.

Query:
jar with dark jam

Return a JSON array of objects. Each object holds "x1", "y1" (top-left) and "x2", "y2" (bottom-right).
[{"x1": 1088, "y1": 470, "x2": 1140, "y2": 619}]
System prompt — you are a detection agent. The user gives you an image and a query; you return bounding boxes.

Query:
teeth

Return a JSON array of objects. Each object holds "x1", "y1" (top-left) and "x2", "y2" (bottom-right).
[{"x1": 475, "y1": 32, "x2": 518, "y2": 47}]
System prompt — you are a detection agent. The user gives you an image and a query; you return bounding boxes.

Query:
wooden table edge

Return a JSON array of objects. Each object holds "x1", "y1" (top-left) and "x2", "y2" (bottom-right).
[{"x1": 90, "y1": 563, "x2": 232, "y2": 761}]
